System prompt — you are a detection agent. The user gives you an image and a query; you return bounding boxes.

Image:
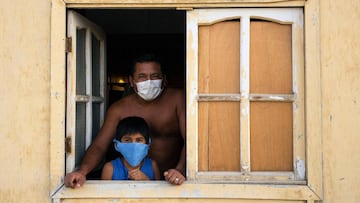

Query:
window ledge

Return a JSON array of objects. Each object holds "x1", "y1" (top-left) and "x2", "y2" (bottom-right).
[{"x1": 52, "y1": 180, "x2": 319, "y2": 200}]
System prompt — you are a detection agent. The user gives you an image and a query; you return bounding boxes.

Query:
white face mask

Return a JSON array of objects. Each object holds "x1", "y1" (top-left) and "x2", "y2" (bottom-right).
[{"x1": 135, "y1": 79, "x2": 163, "y2": 101}]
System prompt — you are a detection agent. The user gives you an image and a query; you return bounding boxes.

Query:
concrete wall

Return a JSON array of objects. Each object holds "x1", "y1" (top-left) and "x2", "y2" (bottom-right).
[{"x1": 0, "y1": 0, "x2": 359, "y2": 202}]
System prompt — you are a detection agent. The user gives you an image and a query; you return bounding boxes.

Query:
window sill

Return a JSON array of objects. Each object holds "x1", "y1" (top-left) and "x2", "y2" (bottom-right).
[{"x1": 52, "y1": 180, "x2": 319, "y2": 200}]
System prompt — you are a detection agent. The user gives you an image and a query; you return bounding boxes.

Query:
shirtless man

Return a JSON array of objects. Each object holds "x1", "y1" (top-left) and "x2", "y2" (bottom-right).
[{"x1": 64, "y1": 54, "x2": 186, "y2": 188}]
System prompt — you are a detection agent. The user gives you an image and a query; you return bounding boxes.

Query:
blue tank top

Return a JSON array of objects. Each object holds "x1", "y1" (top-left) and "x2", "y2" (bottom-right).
[{"x1": 111, "y1": 157, "x2": 154, "y2": 180}]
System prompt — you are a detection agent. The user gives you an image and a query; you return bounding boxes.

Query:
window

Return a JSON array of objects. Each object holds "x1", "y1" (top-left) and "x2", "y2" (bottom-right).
[
  {"x1": 66, "y1": 11, "x2": 106, "y2": 173},
  {"x1": 186, "y1": 8, "x2": 305, "y2": 183},
  {"x1": 65, "y1": 9, "x2": 186, "y2": 176},
  {"x1": 51, "y1": 1, "x2": 322, "y2": 201}
]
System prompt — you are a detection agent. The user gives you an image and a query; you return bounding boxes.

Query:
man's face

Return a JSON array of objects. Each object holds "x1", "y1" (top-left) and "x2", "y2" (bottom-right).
[{"x1": 132, "y1": 62, "x2": 163, "y2": 83}]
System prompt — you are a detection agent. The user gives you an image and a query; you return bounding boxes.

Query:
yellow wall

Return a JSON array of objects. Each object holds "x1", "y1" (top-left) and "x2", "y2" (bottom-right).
[
  {"x1": 0, "y1": 0, "x2": 359, "y2": 202},
  {"x1": 0, "y1": 0, "x2": 51, "y2": 202},
  {"x1": 320, "y1": 0, "x2": 360, "y2": 202}
]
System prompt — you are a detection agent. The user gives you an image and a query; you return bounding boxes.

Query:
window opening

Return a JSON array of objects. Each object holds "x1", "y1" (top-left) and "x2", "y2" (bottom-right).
[{"x1": 67, "y1": 9, "x2": 186, "y2": 179}]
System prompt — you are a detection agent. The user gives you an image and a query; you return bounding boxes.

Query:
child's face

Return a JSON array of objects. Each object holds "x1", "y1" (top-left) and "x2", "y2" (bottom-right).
[{"x1": 120, "y1": 133, "x2": 146, "y2": 144}]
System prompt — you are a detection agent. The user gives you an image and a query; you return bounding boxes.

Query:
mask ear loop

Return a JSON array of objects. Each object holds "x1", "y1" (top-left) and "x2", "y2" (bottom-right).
[{"x1": 113, "y1": 139, "x2": 121, "y2": 150}]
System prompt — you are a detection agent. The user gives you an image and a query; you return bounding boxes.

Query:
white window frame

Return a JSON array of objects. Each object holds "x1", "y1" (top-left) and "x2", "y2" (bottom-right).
[
  {"x1": 50, "y1": 0, "x2": 322, "y2": 201},
  {"x1": 65, "y1": 10, "x2": 107, "y2": 173}
]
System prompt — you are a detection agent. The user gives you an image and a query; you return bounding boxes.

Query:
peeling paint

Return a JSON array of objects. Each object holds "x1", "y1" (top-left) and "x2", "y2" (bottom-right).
[{"x1": 295, "y1": 157, "x2": 305, "y2": 180}]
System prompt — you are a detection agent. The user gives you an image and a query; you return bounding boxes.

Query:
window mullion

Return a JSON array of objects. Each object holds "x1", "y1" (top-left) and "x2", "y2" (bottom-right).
[
  {"x1": 99, "y1": 39, "x2": 106, "y2": 126},
  {"x1": 240, "y1": 16, "x2": 251, "y2": 174},
  {"x1": 85, "y1": 29, "x2": 93, "y2": 149}
]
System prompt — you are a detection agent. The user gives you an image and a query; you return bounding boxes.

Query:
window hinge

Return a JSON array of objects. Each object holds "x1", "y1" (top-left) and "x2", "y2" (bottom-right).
[
  {"x1": 65, "y1": 37, "x2": 72, "y2": 53},
  {"x1": 65, "y1": 137, "x2": 71, "y2": 153}
]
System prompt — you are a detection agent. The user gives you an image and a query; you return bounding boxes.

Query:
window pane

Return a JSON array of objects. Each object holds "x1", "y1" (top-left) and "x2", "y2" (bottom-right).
[
  {"x1": 92, "y1": 102, "x2": 100, "y2": 141},
  {"x1": 76, "y1": 29, "x2": 86, "y2": 95},
  {"x1": 75, "y1": 102, "x2": 86, "y2": 167},
  {"x1": 198, "y1": 101, "x2": 240, "y2": 171},
  {"x1": 250, "y1": 20, "x2": 292, "y2": 94},
  {"x1": 199, "y1": 20, "x2": 240, "y2": 94},
  {"x1": 250, "y1": 101, "x2": 293, "y2": 171},
  {"x1": 92, "y1": 34, "x2": 101, "y2": 97}
]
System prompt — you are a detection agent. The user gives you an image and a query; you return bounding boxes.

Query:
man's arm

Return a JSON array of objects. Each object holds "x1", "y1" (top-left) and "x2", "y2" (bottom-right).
[
  {"x1": 164, "y1": 90, "x2": 186, "y2": 185},
  {"x1": 175, "y1": 89, "x2": 186, "y2": 174},
  {"x1": 63, "y1": 135, "x2": 110, "y2": 188},
  {"x1": 64, "y1": 105, "x2": 120, "y2": 188},
  {"x1": 76, "y1": 137, "x2": 110, "y2": 176}
]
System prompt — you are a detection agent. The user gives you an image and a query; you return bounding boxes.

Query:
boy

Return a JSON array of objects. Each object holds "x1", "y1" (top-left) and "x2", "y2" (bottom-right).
[{"x1": 101, "y1": 116, "x2": 160, "y2": 180}]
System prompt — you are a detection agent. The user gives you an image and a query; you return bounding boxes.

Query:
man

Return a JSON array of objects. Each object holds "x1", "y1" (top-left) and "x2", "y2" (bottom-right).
[{"x1": 64, "y1": 54, "x2": 186, "y2": 188}]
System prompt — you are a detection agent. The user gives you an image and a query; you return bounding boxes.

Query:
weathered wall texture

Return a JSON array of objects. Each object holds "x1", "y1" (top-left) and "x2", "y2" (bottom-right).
[
  {"x1": 0, "y1": 0, "x2": 359, "y2": 202},
  {"x1": 320, "y1": 0, "x2": 360, "y2": 202},
  {"x1": 0, "y1": 0, "x2": 51, "y2": 202}
]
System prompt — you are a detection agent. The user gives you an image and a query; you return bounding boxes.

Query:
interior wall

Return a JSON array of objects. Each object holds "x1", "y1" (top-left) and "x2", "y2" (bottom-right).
[{"x1": 107, "y1": 34, "x2": 185, "y2": 87}]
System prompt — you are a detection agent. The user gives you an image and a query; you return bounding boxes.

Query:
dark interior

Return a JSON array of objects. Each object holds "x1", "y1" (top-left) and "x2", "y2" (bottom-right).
[
  {"x1": 74, "y1": 9, "x2": 186, "y2": 105},
  {"x1": 72, "y1": 9, "x2": 186, "y2": 178}
]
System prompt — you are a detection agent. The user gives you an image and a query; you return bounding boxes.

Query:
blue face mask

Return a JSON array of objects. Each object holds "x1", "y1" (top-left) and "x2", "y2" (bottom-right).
[{"x1": 113, "y1": 139, "x2": 150, "y2": 167}]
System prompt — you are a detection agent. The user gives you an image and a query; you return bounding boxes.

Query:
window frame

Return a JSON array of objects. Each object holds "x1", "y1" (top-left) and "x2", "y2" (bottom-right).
[
  {"x1": 66, "y1": 10, "x2": 107, "y2": 173},
  {"x1": 50, "y1": 0, "x2": 322, "y2": 201}
]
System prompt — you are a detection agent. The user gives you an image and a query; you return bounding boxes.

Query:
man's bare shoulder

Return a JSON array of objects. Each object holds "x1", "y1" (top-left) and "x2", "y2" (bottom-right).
[
  {"x1": 106, "y1": 94, "x2": 137, "y2": 114},
  {"x1": 163, "y1": 87, "x2": 184, "y2": 98},
  {"x1": 111, "y1": 94, "x2": 136, "y2": 106},
  {"x1": 158, "y1": 88, "x2": 183, "y2": 105}
]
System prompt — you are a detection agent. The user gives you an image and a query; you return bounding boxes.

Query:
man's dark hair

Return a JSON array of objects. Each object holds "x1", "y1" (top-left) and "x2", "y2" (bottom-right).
[
  {"x1": 115, "y1": 116, "x2": 150, "y2": 144},
  {"x1": 130, "y1": 53, "x2": 163, "y2": 76}
]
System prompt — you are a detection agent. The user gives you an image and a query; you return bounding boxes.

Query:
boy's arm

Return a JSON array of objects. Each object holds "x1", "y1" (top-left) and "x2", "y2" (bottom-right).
[{"x1": 101, "y1": 162, "x2": 114, "y2": 180}]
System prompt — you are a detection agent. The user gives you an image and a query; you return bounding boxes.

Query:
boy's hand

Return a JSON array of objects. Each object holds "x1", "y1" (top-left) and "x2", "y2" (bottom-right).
[{"x1": 128, "y1": 168, "x2": 149, "y2": 180}]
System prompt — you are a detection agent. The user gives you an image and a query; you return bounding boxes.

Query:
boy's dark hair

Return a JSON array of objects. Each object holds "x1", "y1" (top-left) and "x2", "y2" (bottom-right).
[
  {"x1": 130, "y1": 53, "x2": 163, "y2": 76},
  {"x1": 115, "y1": 116, "x2": 150, "y2": 144}
]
